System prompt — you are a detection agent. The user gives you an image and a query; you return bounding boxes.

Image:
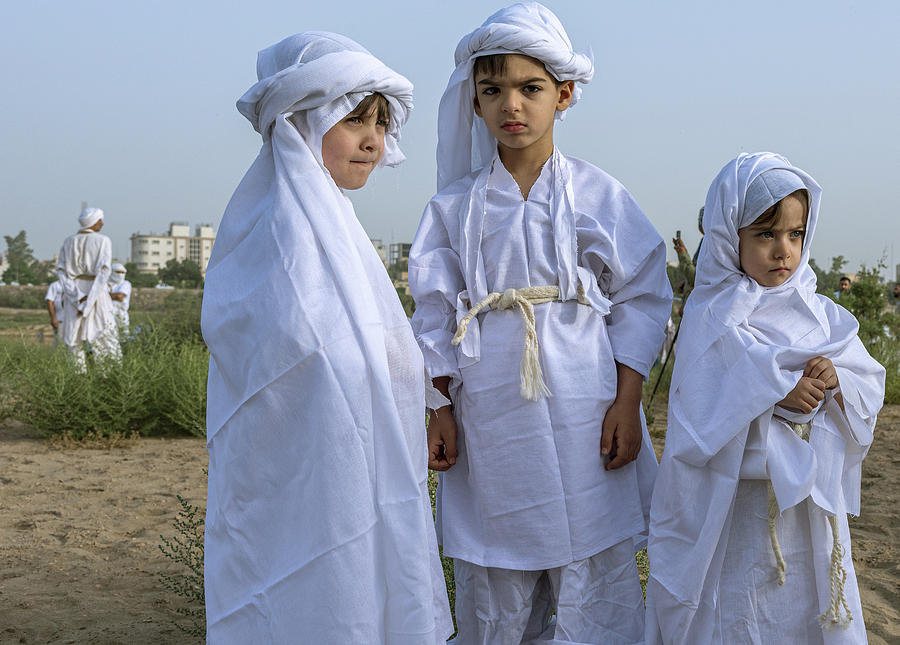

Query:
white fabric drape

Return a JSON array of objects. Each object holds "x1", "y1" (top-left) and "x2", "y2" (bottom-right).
[
  {"x1": 646, "y1": 152, "x2": 885, "y2": 644},
  {"x1": 55, "y1": 230, "x2": 116, "y2": 347},
  {"x1": 201, "y1": 32, "x2": 451, "y2": 644}
]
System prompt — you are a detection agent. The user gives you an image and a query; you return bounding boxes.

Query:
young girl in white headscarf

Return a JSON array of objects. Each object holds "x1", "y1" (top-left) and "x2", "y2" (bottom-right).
[
  {"x1": 201, "y1": 32, "x2": 452, "y2": 644},
  {"x1": 646, "y1": 152, "x2": 884, "y2": 644},
  {"x1": 409, "y1": 3, "x2": 671, "y2": 642}
]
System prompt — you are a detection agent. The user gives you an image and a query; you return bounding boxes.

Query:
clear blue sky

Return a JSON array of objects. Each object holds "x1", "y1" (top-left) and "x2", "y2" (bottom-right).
[{"x1": 1, "y1": 0, "x2": 898, "y2": 278}]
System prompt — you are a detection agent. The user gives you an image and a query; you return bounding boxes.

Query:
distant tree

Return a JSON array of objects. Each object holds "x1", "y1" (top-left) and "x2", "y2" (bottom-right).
[
  {"x1": 809, "y1": 255, "x2": 847, "y2": 297},
  {"x1": 124, "y1": 261, "x2": 159, "y2": 288},
  {"x1": 396, "y1": 286, "x2": 415, "y2": 318},
  {"x1": 3, "y1": 230, "x2": 49, "y2": 284},
  {"x1": 158, "y1": 258, "x2": 203, "y2": 289}
]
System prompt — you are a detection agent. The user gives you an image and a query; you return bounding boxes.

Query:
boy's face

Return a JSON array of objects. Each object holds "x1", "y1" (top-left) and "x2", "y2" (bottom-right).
[
  {"x1": 473, "y1": 54, "x2": 573, "y2": 158},
  {"x1": 321, "y1": 106, "x2": 387, "y2": 190},
  {"x1": 737, "y1": 192, "x2": 807, "y2": 287}
]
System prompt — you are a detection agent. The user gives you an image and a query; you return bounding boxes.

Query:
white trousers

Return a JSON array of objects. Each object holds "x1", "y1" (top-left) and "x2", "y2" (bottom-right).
[
  {"x1": 452, "y1": 539, "x2": 645, "y2": 645},
  {"x1": 68, "y1": 325, "x2": 121, "y2": 372}
]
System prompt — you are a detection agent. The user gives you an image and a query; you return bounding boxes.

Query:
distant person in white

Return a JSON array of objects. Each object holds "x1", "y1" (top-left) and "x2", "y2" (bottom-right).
[
  {"x1": 56, "y1": 207, "x2": 120, "y2": 370},
  {"x1": 44, "y1": 280, "x2": 65, "y2": 346},
  {"x1": 108, "y1": 262, "x2": 132, "y2": 336}
]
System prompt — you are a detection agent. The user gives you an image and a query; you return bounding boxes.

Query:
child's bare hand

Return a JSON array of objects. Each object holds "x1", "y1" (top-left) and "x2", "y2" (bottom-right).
[
  {"x1": 804, "y1": 356, "x2": 839, "y2": 390},
  {"x1": 427, "y1": 407, "x2": 458, "y2": 471},
  {"x1": 777, "y1": 376, "x2": 826, "y2": 414},
  {"x1": 601, "y1": 400, "x2": 642, "y2": 471}
]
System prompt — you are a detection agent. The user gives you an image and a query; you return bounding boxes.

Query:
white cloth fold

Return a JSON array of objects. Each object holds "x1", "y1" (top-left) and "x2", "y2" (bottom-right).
[
  {"x1": 201, "y1": 31, "x2": 451, "y2": 643},
  {"x1": 646, "y1": 152, "x2": 885, "y2": 644}
]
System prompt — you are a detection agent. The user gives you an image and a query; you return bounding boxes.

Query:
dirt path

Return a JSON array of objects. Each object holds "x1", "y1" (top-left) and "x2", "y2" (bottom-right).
[
  {"x1": 0, "y1": 422, "x2": 208, "y2": 644},
  {"x1": 0, "y1": 406, "x2": 897, "y2": 644}
]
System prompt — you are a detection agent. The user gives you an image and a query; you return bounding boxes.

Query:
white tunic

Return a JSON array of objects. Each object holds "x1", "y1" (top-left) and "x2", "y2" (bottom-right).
[
  {"x1": 109, "y1": 279, "x2": 132, "y2": 329},
  {"x1": 55, "y1": 231, "x2": 115, "y2": 347},
  {"x1": 410, "y1": 152, "x2": 671, "y2": 570},
  {"x1": 44, "y1": 280, "x2": 65, "y2": 324}
]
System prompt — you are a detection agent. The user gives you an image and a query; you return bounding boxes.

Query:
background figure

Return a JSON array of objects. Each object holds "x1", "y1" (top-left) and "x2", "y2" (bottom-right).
[
  {"x1": 56, "y1": 207, "x2": 120, "y2": 371},
  {"x1": 44, "y1": 280, "x2": 65, "y2": 346},
  {"x1": 108, "y1": 262, "x2": 132, "y2": 337},
  {"x1": 835, "y1": 275, "x2": 851, "y2": 300},
  {"x1": 892, "y1": 283, "x2": 900, "y2": 314}
]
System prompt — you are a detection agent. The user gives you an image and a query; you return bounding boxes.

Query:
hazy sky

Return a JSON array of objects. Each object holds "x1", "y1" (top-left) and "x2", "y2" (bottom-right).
[{"x1": 2, "y1": 0, "x2": 898, "y2": 277}]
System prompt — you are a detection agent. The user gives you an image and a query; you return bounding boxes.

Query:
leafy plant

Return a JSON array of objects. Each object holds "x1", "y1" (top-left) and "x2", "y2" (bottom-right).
[{"x1": 158, "y1": 493, "x2": 206, "y2": 639}]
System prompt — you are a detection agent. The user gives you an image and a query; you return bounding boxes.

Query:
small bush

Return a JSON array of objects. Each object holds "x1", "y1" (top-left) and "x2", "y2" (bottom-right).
[{"x1": 159, "y1": 493, "x2": 206, "y2": 639}]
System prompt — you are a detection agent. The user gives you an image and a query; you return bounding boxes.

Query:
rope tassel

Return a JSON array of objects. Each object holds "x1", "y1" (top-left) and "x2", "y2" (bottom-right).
[
  {"x1": 767, "y1": 483, "x2": 787, "y2": 586},
  {"x1": 452, "y1": 286, "x2": 566, "y2": 401},
  {"x1": 820, "y1": 514, "x2": 853, "y2": 629}
]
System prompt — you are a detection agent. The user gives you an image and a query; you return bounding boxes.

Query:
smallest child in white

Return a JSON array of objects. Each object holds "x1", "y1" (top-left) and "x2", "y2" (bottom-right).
[
  {"x1": 646, "y1": 152, "x2": 885, "y2": 644},
  {"x1": 107, "y1": 262, "x2": 131, "y2": 337}
]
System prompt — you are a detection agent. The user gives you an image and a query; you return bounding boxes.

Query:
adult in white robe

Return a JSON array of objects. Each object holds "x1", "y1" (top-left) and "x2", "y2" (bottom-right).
[
  {"x1": 201, "y1": 32, "x2": 452, "y2": 644},
  {"x1": 108, "y1": 262, "x2": 132, "y2": 336},
  {"x1": 409, "y1": 4, "x2": 671, "y2": 642},
  {"x1": 645, "y1": 153, "x2": 885, "y2": 645},
  {"x1": 56, "y1": 208, "x2": 120, "y2": 370}
]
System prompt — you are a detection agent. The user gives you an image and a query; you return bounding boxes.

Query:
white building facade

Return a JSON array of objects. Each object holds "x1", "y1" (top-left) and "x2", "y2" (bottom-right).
[{"x1": 130, "y1": 223, "x2": 215, "y2": 275}]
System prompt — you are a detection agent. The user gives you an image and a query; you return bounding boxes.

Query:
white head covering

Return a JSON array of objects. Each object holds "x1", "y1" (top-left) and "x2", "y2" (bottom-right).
[
  {"x1": 201, "y1": 34, "x2": 452, "y2": 640},
  {"x1": 109, "y1": 262, "x2": 126, "y2": 285},
  {"x1": 78, "y1": 207, "x2": 103, "y2": 230},
  {"x1": 647, "y1": 152, "x2": 884, "y2": 639},
  {"x1": 436, "y1": 1, "x2": 593, "y2": 191}
]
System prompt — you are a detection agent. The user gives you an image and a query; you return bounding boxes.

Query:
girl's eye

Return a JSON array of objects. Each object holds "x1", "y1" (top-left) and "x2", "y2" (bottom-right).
[
  {"x1": 790, "y1": 230, "x2": 804, "y2": 238},
  {"x1": 345, "y1": 116, "x2": 363, "y2": 124},
  {"x1": 758, "y1": 231, "x2": 774, "y2": 239},
  {"x1": 482, "y1": 87, "x2": 499, "y2": 96},
  {"x1": 523, "y1": 85, "x2": 541, "y2": 93},
  {"x1": 376, "y1": 119, "x2": 390, "y2": 128}
]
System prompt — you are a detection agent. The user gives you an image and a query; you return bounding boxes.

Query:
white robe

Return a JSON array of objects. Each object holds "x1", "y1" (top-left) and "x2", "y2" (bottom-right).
[
  {"x1": 109, "y1": 279, "x2": 131, "y2": 331},
  {"x1": 45, "y1": 280, "x2": 65, "y2": 325},
  {"x1": 55, "y1": 231, "x2": 116, "y2": 348},
  {"x1": 645, "y1": 153, "x2": 884, "y2": 645},
  {"x1": 409, "y1": 151, "x2": 671, "y2": 570},
  {"x1": 201, "y1": 32, "x2": 451, "y2": 644}
]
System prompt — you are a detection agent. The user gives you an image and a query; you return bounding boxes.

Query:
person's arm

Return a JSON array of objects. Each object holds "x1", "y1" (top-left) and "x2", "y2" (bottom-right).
[
  {"x1": 82, "y1": 237, "x2": 112, "y2": 318},
  {"x1": 601, "y1": 362, "x2": 644, "y2": 470},
  {"x1": 46, "y1": 299, "x2": 59, "y2": 329},
  {"x1": 427, "y1": 376, "x2": 458, "y2": 471}
]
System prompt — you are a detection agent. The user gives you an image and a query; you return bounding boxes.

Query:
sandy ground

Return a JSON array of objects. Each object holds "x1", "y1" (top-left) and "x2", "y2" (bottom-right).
[{"x1": 0, "y1": 406, "x2": 897, "y2": 644}]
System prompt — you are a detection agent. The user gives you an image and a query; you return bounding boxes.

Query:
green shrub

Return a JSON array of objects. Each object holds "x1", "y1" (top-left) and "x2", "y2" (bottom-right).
[
  {"x1": 159, "y1": 493, "x2": 206, "y2": 639},
  {"x1": 6, "y1": 329, "x2": 207, "y2": 438}
]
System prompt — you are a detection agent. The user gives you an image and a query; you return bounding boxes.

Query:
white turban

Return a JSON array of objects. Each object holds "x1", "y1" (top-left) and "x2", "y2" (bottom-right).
[
  {"x1": 437, "y1": 1, "x2": 594, "y2": 190},
  {"x1": 109, "y1": 262, "x2": 126, "y2": 284},
  {"x1": 78, "y1": 207, "x2": 103, "y2": 230}
]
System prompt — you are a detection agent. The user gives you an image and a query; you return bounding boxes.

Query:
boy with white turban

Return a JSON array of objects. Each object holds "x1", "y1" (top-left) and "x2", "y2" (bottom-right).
[
  {"x1": 107, "y1": 262, "x2": 131, "y2": 336},
  {"x1": 56, "y1": 207, "x2": 121, "y2": 370},
  {"x1": 44, "y1": 279, "x2": 65, "y2": 345},
  {"x1": 201, "y1": 32, "x2": 452, "y2": 644},
  {"x1": 646, "y1": 153, "x2": 884, "y2": 644},
  {"x1": 409, "y1": 4, "x2": 671, "y2": 642}
]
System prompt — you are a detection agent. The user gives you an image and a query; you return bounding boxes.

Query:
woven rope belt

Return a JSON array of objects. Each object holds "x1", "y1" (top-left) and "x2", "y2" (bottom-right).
[
  {"x1": 767, "y1": 420, "x2": 852, "y2": 629},
  {"x1": 451, "y1": 285, "x2": 587, "y2": 401},
  {"x1": 75, "y1": 274, "x2": 96, "y2": 280}
]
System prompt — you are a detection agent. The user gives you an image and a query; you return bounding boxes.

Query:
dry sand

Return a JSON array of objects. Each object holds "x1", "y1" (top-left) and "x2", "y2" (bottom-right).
[{"x1": 0, "y1": 406, "x2": 897, "y2": 644}]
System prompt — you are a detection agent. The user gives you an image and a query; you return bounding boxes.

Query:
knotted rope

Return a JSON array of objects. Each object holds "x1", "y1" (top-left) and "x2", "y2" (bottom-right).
[
  {"x1": 451, "y1": 285, "x2": 586, "y2": 400},
  {"x1": 766, "y1": 420, "x2": 852, "y2": 628}
]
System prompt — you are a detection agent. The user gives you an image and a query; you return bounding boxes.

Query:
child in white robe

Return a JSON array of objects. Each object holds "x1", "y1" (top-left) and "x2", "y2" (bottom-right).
[
  {"x1": 201, "y1": 32, "x2": 452, "y2": 644},
  {"x1": 409, "y1": 4, "x2": 671, "y2": 643},
  {"x1": 107, "y1": 262, "x2": 131, "y2": 337},
  {"x1": 646, "y1": 152, "x2": 884, "y2": 645}
]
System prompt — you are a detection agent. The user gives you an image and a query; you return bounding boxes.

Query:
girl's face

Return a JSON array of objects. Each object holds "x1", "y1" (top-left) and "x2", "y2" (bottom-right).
[
  {"x1": 321, "y1": 104, "x2": 388, "y2": 190},
  {"x1": 737, "y1": 191, "x2": 808, "y2": 287}
]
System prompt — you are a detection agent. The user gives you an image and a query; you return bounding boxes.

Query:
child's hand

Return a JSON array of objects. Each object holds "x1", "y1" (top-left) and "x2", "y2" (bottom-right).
[
  {"x1": 427, "y1": 407, "x2": 458, "y2": 471},
  {"x1": 601, "y1": 400, "x2": 642, "y2": 471},
  {"x1": 777, "y1": 376, "x2": 826, "y2": 414},
  {"x1": 804, "y1": 356, "x2": 839, "y2": 390}
]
